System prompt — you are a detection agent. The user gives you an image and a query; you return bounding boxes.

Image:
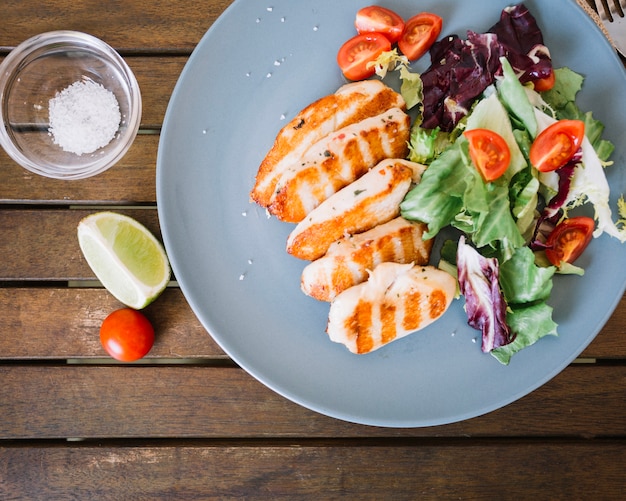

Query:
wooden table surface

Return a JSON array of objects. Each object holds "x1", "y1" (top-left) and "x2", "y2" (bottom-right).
[{"x1": 1, "y1": 1, "x2": 624, "y2": 498}]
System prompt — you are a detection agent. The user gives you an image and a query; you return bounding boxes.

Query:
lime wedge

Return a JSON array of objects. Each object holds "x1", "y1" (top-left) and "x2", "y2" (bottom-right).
[{"x1": 77, "y1": 212, "x2": 171, "y2": 309}]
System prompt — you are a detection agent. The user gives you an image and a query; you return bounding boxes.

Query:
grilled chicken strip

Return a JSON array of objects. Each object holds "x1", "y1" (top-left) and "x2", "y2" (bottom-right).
[
  {"x1": 301, "y1": 217, "x2": 432, "y2": 302},
  {"x1": 250, "y1": 80, "x2": 406, "y2": 208},
  {"x1": 268, "y1": 107, "x2": 410, "y2": 223},
  {"x1": 250, "y1": 80, "x2": 406, "y2": 207},
  {"x1": 286, "y1": 159, "x2": 419, "y2": 261},
  {"x1": 327, "y1": 262, "x2": 456, "y2": 354}
]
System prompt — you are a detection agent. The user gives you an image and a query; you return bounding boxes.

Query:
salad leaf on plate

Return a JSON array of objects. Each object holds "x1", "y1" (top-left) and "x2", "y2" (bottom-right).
[{"x1": 492, "y1": 303, "x2": 558, "y2": 365}]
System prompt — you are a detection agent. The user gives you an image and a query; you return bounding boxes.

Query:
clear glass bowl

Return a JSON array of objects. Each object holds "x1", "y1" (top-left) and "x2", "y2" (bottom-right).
[{"x1": 0, "y1": 31, "x2": 142, "y2": 180}]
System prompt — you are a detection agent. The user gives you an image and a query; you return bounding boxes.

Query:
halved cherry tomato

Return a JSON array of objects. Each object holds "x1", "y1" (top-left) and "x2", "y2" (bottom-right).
[
  {"x1": 464, "y1": 128, "x2": 511, "y2": 182},
  {"x1": 545, "y1": 216, "x2": 594, "y2": 267},
  {"x1": 100, "y1": 308, "x2": 155, "y2": 362},
  {"x1": 355, "y1": 6, "x2": 405, "y2": 44},
  {"x1": 337, "y1": 33, "x2": 392, "y2": 81},
  {"x1": 397, "y1": 12, "x2": 442, "y2": 61},
  {"x1": 533, "y1": 68, "x2": 556, "y2": 92},
  {"x1": 529, "y1": 119, "x2": 585, "y2": 172}
]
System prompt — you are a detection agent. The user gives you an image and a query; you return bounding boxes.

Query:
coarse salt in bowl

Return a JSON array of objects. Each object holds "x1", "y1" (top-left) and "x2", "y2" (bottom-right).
[{"x1": 0, "y1": 31, "x2": 141, "y2": 180}]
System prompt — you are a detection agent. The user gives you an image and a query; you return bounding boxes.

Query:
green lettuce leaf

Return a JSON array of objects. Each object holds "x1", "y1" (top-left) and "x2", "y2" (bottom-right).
[
  {"x1": 398, "y1": 65, "x2": 423, "y2": 111},
  {"x1": 400, "y1": 144, "x2": 466, "y2": 239},
  {"x1": 491, "y1": 303, "x2": 558, "y2": 365},
  {"x1": 510, "y1": 169, "x2": 540, "y2": 240},
  {"x1": 496, "y1": 57, "x2": 538, "y2": 138},
  {"x1": 541, "y1": 67, "x2": 583, "y2": 109},
  {"x1": 499, "y1": 246, "x2": 555, "y2": 303},
  {"x1": 407, "y1": 126, "x2": 455, "y2": 165}
]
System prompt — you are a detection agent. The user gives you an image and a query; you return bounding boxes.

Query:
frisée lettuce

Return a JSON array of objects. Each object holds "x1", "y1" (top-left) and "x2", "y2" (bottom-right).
[{"x1": 534, "y1": 68, "x2": 626, "y2": 243}]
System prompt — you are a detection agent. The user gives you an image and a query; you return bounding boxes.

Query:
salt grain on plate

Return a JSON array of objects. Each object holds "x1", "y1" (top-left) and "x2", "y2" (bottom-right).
[{"x1": 48, "y1": 78, "x2": 121, "y2": 156}]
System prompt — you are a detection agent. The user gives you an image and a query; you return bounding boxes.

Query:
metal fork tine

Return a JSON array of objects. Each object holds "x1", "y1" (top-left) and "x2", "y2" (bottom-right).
[
  {"x1": 618, "y1": 0, "x2": 626, "y2": 16},
  {"x1": 593, "y1": 0, "x2": 609, "y2": 21}
]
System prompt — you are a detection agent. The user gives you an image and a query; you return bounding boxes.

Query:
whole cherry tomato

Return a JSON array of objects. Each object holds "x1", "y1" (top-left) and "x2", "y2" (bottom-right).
[{"x1": 100, "y1": 308, "x2": 155, "y2": 362}]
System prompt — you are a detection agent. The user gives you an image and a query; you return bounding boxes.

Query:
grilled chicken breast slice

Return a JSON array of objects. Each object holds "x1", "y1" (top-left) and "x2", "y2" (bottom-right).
[
  {"x1": 286, "y1": 159, "x2": 419, "y2": 261},
  {"x1": 327, "y1": 262, "x2": 456, "y2": 354},
  {"x1": 250, "y1": 80, "x2": 406, "y2": 207},
  {"x1": 268, "y1": 107, "x2": 410, "y2": 223},
  {"x1": 301, "y1": 217, "x2": 433, "y2": 302}
]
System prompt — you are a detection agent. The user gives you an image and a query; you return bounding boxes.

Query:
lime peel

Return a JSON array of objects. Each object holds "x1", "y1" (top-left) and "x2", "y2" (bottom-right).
[{"x1": 77, "y1": 211, "x2": 171, "y2": 309}]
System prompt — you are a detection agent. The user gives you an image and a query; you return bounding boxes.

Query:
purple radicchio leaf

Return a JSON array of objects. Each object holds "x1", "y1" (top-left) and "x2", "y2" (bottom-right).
[
  {"x1": 529, "y1": 217, "x2": 557, "y2": 251},
  {"x1": 487, "y1": 3, "x2": 553, "y2": 84},
  {"x1": 420, "y1": 3, "x2": 552, "y2": 131},
  {"x1": 456, "y1": 236, "x2": 515, "y2": 352},
  {"x1": 420, "y1": 32, "x2": 502, "y2": 131}
]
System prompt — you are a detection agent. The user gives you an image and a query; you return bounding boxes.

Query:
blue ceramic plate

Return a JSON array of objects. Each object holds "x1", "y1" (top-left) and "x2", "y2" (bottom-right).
[{"x1": 157, "y1": 0, "x2": 626, "y2": 427}]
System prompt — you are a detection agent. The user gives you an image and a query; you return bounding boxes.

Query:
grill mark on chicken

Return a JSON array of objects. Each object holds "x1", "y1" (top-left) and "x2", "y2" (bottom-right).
[
  {"x1": 251, "y1": 80, "x2": 405, "y2": 207},
  {"x1": 403, "y1": 291, "x2": 423, "y2": 331},
  {"x1": 429, "y1": 289, "x2": 449, "y2": 318},
  {"x1": 379, "y1": 301, "x2": 397, "y2": 345},
  {"x1": 354, "y1": 300, "x2": 374, "y2": 354}
]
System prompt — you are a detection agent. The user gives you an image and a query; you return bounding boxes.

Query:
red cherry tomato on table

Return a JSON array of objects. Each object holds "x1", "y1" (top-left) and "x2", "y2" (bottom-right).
[
  {"x1": 337, "y1": 33, "x2": 392, "y2": 81},
  {"x1": 529, "y1": 119, "x2": 585, "y2": 172},
  {"x1": 100, "y1": 308, "x2": 155, "y2": 362},
  {"x1": 398, "y1": 12, "x2": 442, "y2": 61},
  {"x1": 545, "y1": 216, "x2": 595, "y2": 267},
  {"x1": 355, "y1": 6, "x2": 405, "y2": 44},
  {"x1": 463, "y1": 128, "x2": 511, "y2": 182}
]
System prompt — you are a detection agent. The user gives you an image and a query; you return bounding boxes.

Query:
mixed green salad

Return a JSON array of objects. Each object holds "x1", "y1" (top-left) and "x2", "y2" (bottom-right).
[{"x1": 368, "y1": 4, "x2": 625, "y2": 364}]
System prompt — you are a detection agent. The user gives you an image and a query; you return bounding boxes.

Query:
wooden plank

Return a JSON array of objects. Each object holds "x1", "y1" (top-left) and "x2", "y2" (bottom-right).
[
  {"x1": 1, "y1": 365, "x2": 625, "y2": 439},
  {"x1": 130, "y1": 57, "x2": 188, "y2": 127},
  {"x1": 0, "y1": 0, "x2": 232, "y2": 51},
  {"x1": 0, "y1": 136, "x2": 159, "y2": 204},
  {"x1": 0, "y1": 209, "x2": 161, "y2": 280},
  {"x1": 0, "y1": 288, "x2": 223, "y2": 360},
  {"x1": 584, "y1": 294, "x2": 626, "y2": 359},
  {"x1": 0, "y1": 287, "x2": 624, "y2": 360},
  {"x1": 1, "y1": 440, "x2": 625, "y2": 499}
]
